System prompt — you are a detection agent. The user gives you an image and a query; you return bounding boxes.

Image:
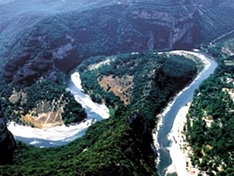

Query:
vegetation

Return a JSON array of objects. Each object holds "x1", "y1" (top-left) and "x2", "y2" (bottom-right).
[
  {"x1": 78, "y1": 52, "x2": 200, "y2": 122},
  {"x1": 0, "y1": 70, "x2": 86, "y2": 126},
  {"x1": 1, "y1": 0, "x2": 234, "y2": 174},
  {"x1": 6, "y1": 0, "x2": 234, "y2": 74},
  {"x1": 0, "y1": 52, "x2": 200, "y2": 175},
  {"x1": 185, "y1": 43, "x2": 234, "y2": 175},
  {"x1": 0, "y1": 109, "x2": 157, "y2": 176}
]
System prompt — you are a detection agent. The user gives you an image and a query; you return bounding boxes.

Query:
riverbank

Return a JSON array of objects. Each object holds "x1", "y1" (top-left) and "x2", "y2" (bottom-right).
[
  {"x1": 166, "y1": 102, "x2": 200, "y2": 175},
  {"x1": 166, "y1": 103, "x2": 190, "y2": 175},
  {"x1": 156, "y1": 50, "x2": 216, "y2": 176},
  {"x1": 8, "y1": 72, "x2": 109, "y2": 146},
  {"x1": 7, "y1": 50, "x2": 213, "y2": 150},
  {"x1": 165, "y1": 51, "x2": 211, "y2": 175},
  {"x1": 8, "y1": 120, "x2": 90, "y2": 141}
]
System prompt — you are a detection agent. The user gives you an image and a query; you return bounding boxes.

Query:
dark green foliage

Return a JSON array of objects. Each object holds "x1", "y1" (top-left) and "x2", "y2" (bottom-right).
[
  {"x1": 62, "y1": 94, "x2": 87, "y2": 125},
  {"x1": 0, "y1": 110, "x2": 157, "y2": 176},
  {"x1": 78, "y1": 52, "x2": 199, "y2": 121},
  {"x1": 0, "y1": 51, "x2": 199, "y2": 175},
  {"x1": 185, "y1": 46, "x2": 234, "y2": 174},
  {"x1": 1, "y1": 0, "x2": 234, "y2": 174}
]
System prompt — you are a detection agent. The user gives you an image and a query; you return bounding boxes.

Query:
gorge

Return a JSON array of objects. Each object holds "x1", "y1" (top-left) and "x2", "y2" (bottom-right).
[{"x1": 0, "y1": 0, "x2": 234, "y2": 175}]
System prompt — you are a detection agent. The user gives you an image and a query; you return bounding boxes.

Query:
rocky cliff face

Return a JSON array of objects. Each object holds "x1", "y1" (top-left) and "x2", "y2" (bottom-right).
[
  {"x1": 0, "y1": 117, "x2": 16, "y2": 165},
  {"x1": 2, "y1": 3, "x2": 201, "y2": 86},
  {"x1": 128, "y1": 6, "x2": 201, "y2": 50},
  {"x1": 2, "y1": 0, "x2": 234, "y2": 87}
]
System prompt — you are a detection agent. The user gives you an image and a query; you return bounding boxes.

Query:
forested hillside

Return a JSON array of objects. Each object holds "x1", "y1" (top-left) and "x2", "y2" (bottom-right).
[
  {"x1": 0, "y1": 52, "x2": 200, "y2": 175},
  {"x1": 78, "y1": 52, "x2": 200, "y2": 122},
  {"x1": 1, "y1": 0, "x2": 234, "y2": 129},
  {"x1": 151, "y1": 0, "x2": 234, "y2": 44},
  {"x1": 1, "y1": 0, "x2": 234, "y2": 175},
  {"x1": 185, "y1": 43, "x2": 234, "y2": 175},
  {"x1": 0, "y1": 110, "x2": 158, "y2": 176}
]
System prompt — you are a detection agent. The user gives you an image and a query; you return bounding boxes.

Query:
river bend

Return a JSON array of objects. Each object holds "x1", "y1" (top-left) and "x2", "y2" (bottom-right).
[{"x1": 156, "y1": 51, "x2": 217, "y2": 176}]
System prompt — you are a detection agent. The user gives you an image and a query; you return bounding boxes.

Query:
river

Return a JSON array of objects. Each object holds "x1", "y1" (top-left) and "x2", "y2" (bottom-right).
[
  {"x1": 156, "y1": 51, "x2": 217, "y2": 176},
  {"x1": 9, "y1": 50, "x2": 217, "y2": 167},
  {"x1": 9, "y1": 72, "x2": 109, "y2": 148}
]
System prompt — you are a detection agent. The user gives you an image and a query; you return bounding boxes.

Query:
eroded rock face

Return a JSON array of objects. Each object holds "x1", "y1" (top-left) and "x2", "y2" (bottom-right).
[
  {"x1": 127, "y1": 6, "x2": 201, "y2": 50},
  {"x1": 2, "y1": 3, "x2": 201, "y2": 86},
  {"x1": 0, "y1": 117, "x2": 16, "y2": 165}
]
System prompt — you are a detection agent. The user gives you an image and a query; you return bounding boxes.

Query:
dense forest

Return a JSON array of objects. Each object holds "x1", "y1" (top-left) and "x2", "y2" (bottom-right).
[
  {"x1": 1, "y1": 0, "x2": 234, "y2": 175},
  {"x1": 0, "y1": 110, "x2": 158, "y2": 176},
  {"x1": 185, "y1": 44, "x2": 234, "y2": 175},
  {"x1": 0, "y1": 52, "x2": 200, "y2": 175},
  {"x1": 78, "y1": 52, "x2": 201, "y2": 123}
]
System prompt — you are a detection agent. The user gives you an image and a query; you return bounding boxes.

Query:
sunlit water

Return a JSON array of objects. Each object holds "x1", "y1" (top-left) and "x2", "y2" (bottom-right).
[
  {"x1": 157, "y1": 52, "x2": 217, "y2": 176},
  {"x1": 11, "y1": 72, "x2": 109, "y2": 148}
]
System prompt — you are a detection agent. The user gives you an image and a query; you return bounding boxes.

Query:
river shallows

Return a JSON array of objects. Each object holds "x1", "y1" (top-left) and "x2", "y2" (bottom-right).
[{"x1": 157, "y1": 52, "x2": 217, "y2": 176}]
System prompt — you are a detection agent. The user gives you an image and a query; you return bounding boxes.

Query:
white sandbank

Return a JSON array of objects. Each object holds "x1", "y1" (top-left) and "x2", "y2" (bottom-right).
[
  {"x1": 7, "y1": 50, "x2": 210, "y2": 149},
  {"x1": 8, "y1": 121, "x2": 90, "y2": 141},
  {"x1": 154, "y1": 50, "x2": 212, "y2": 175},
  {"x1": 166, "y1": 104, "x2": 190, "y2": 175},
  {"x1": 8, "y1": 72, "x2": 109, "y2": 143},
  {"x1": 165, "y1": 51, "x2": 210, "y2": 175},
  {"x1": 166, "y1": 102, "x2": 199, "y2": 175}
]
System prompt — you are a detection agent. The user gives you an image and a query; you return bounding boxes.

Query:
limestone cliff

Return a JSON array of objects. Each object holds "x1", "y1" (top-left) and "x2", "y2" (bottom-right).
[
  {"x1": 2, "y1": 3, "x2": 201, "y2": 86},
  {"x1": 2, "y1": 0, "x2": 234, "y2": 87}
]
